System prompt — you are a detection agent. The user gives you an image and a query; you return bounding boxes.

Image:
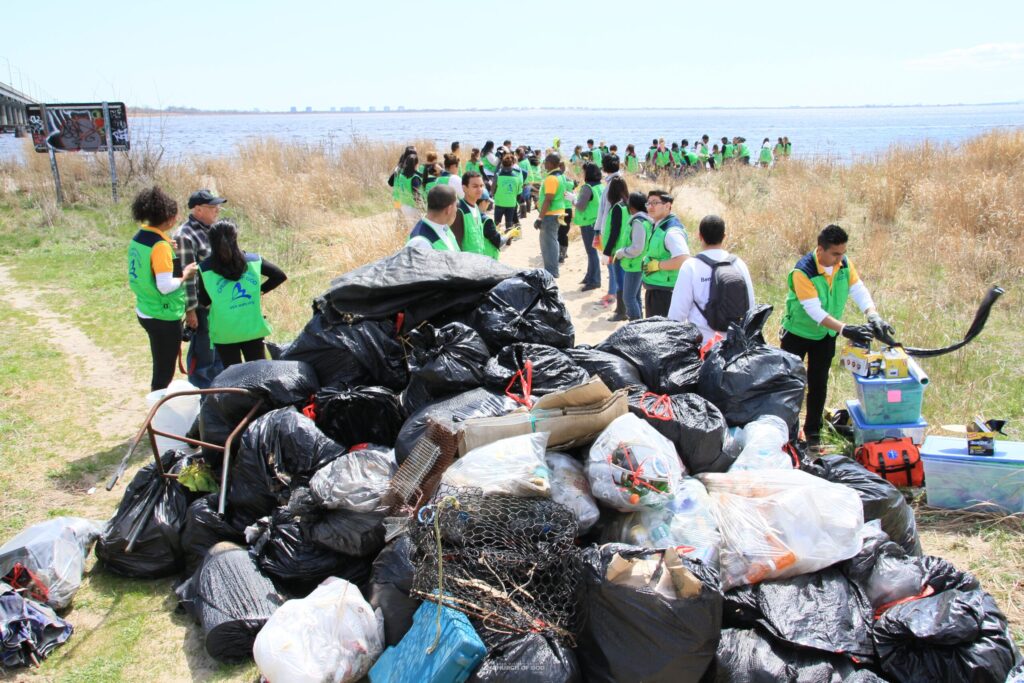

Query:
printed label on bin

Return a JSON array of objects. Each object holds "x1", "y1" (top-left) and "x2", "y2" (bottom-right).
[{"x1": 887, "y1": 389, "x2": 902, "y2": 403}]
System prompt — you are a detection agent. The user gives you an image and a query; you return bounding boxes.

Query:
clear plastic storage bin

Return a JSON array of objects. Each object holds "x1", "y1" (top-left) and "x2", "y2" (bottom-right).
[
  {"x1": 853, "y1": 367, "x2": 926, "y2": 425},
  {"x1": 847, "y1": 400, "x2": 928, "y2": 446},
  {"x1": 920, "y1": 436, "x2": 1024, "y2": 513}
]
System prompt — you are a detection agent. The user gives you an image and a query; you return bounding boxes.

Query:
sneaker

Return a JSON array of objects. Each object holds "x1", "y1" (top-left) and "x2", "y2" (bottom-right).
[
  {"x1": 608, "y1": 312, "x2": 627, "y2": 322},
  {"x1": 580, "y1": 283, "x2": 600, "y2": 292},
  {"x1": 597, "y1": 294, "x2": 615, "y2": 307}
]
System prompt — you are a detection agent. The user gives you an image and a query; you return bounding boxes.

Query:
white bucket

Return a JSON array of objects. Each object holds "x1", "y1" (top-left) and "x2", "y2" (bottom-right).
[{"x1": 145, "y1": 380, "x2": 201, "y2": 456}]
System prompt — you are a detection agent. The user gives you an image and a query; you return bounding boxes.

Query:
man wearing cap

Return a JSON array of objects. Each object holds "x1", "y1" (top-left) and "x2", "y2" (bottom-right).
[{"x1": 174, "y1": 189, "x2": 227, "y2": 388}]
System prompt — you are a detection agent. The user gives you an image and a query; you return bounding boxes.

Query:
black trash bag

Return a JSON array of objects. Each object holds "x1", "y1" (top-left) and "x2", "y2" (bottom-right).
[
  {"x1": 708, "y1": 628, "x2": 871, "y2": 683},
  {"x1": 597, "y1": 317, "x2": 703, "y2": 394},
  {"x1": 627, "y1": 389, "x2": 731, "y2": 474},
  {"x1": 313, "y1": 248, "x2": 518, "y2": 332},
  {"x1": 369, "y1": 535, "x2": 420, "y2": 646},
  {"x1": 0, "y1": 583, "x2": 73, "y2": 669},
  {"x1": 809, "y1": 455, "x2": 922, "y2": 556},
  {"x1": 281, "y1": 313, "x2": 408, "y2": 390},
  {"x1": 96, "y1": 451, "x2": 190, "y2": 578},
  {"x1": 471, "y1": 269, "x2": 575, "y2": 351},
  {"x1": 248, "y1": 508, "x2": 370, "y2": 593},
  {"x1": 697, "y1": 305, "x2": 807, "y2": 433},
  {"x1": 874, "y1": 588, "x2": 1019, "y2": 683},
  {"x1": 576, "y1": 544, "x2": 722, "y2": 683},
  {"x1": 484, "y1": 343, "x2": 588, "y2": 398},
  {"x1": 309, "y1": 508, "x2": 386, "y2": 558},
  {"x1": 395, "y1": 388, "x2": 525, "y2": 464},
  {"x1": 182, "y1": 494, "x2": 245, "y2": 575},
  {"x1": 175, "y1": 542, "x2": 282, "y2": 662},
  {"x1": 403, "y1": 323, "x2": 491, "y2": 413},
  {"x1": 564, "y1": 346, "x2": 645, "y2": 391},
  {"x1": 469, "y1": 632, "x2": 580, "y2": 683},
  {"x1": 312, "y1": 386, "x2": 405, "y2": 449},
  {"x1": 723, "y1": 565, "x2": 876, "y2": 665},
  {"x1": 205, "y1": 359, "x2": 320, "y2": 425}
]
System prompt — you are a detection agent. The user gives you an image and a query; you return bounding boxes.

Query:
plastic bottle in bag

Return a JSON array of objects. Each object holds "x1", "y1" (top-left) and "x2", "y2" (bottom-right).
[{"x1": 729, "y1": 415, "x2": 791, "y2": 472}]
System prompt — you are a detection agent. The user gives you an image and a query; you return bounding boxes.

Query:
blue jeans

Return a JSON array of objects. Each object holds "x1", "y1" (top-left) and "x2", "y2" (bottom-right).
[
  {"x1": 607, "y1": 261, "x2": 623, "y2": 296},
  {"x1": 186, "y1": 306, "x2": 224, "y2": 389},
  {"x1": 622, "y1": 269, "x2": 644, "y2": 319},
  {"x1": 539, "y1": 215, "x2": 561, "y2": 278},
  {"x1": 579, "y1": 224, "x2": 601, "y2": 286}
]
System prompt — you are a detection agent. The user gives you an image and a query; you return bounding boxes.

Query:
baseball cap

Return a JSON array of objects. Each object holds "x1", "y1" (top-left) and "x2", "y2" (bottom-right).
[
  {"x1": 188, "y1": 189, "x2": 227, "y2": 209},
  {"x1": 479, "y1": 190, "x2": 491, "y2": 202}
]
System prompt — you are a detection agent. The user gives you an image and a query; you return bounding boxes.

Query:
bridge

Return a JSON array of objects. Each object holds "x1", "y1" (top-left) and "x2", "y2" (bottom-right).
[{"x1": 0, "y1": 81, "x2": 36, "y2": 135}]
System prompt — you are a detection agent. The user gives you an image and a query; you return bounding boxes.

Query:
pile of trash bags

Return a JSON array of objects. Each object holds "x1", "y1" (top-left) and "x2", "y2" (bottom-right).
[{"x1": 6, "y1": 251, "x2": 1017, "y2": 680}]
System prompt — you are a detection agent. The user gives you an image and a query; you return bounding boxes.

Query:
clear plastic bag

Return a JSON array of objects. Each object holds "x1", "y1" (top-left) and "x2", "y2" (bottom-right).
[
  {"x1": 545, "y1": 452, "x2": 600, "y2": 533},
  {"x1": 587, "y1": 414, "x2": 684, "y2": 511},
  {"x1": 604, "y1": 476, "x2": 721, "y2": 567},
  {"x1": 253, "y1": 577, "x2": 384, "y2": 683},
  {"x1": 441, "y1": 432, "x2": 551, "y2": 496},
  {"x1": 310, "y1": 447, "x2": 397, "y2": 513},
  {"x1": 729, "y1": 415, "x2": 791, "y2": 472},
  {"x1": 0, "y1": 517, "x2": 103, "y2": 610},
  {"x1": 700, "y1": 469, "x2": 864, "y2": 590}
]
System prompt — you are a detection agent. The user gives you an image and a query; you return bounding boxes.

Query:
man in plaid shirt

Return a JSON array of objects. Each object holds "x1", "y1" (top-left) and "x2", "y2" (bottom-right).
[{"x1": 174, "y1": 189, "x2": 227, "y2": 388}]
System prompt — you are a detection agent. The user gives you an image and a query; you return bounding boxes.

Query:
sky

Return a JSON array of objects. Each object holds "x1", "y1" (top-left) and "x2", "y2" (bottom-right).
[{"x1": 3, "y1": 0, "x2": 1024, "y2": 111}]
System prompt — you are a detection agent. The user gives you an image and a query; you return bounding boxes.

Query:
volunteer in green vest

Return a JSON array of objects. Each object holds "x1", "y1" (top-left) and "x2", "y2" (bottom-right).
[
  {"x1": 480, "y1": 140, "x2": 498, "y2": 191},
  {"x1": 516, "y1": 148, "x2": 532, "y2": 219},
  {"x1": 698, "y1": 135, "x2": 710, "y2": 167},
  {"x1": 642, "y1": 190, "x2": 691, "y2": 317},
  {"x1": 452, "y1": 171, "x2": 501, "y2": 259},
  {"x1": 783, "y1": 136, "x2": 792, "y2": 157},
  {"x1": 388, "y1": 153, "x2": 423, "y2": 222},
  {"x1": 780, "y1": 224, "x2": 895, "y2": 444},
  {"x1": 128, "y1": 186, "x2": 198, "y2": 392},
  {"x1": 759, "y1": 138, "x2": 774, "y2": 167},
  {"x1": 586, "y1": 139, "x2": 603, "y2": 168},
  {"x1": 197, "y1": 220, "x2": 286, "y2": 368},
  {"x1": 537, "y1": 153, "x2": 570, "y2": 277},
  {"x1": 774, "y1": 137, "x2": 785, "y2": 161},
  {"x1": 406, "y1": 185, "x2": 461, "y2": 252},
  {"x1": 614, "y1": 191, "x2": 654, "y2": 320},
  {"x1": 710, "y1": 144, "x2": 723, "y2": 170},
  {"x1": 737, "y1": 137, "x2": 751, "y2": 165},
  {"x1": 601, "y1": 175, "x2": 630, "y2": 321},
  {"x1": 721, "y1": 137, "x2": 735, "y2": 164},
  {"x1": 464, "y1": 148, "x2": 482, "y2": 175},
  {"x1": 624, "y1": 144, "x2": 640, "y2": 173},
  {"x1": 573, "y1": 162, "x2": 604, "y2": 291},
  {"x1": 524, "y1": 153, "x2": 543, "y2": 214},
  {"x1": 493, "y1": 153, "x2": 524, "y2": 230},
  {"x1": 655, "y1": 140, "x2": 673, "y2": 172}
]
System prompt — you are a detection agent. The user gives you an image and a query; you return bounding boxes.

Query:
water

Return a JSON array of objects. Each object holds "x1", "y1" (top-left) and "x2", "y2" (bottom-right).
[{"x1": 3, "y1": 104, "x2": 1023, "y2": 164}]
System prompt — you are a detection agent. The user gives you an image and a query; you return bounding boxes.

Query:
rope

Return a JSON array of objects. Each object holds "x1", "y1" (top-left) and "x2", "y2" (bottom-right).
[{"x1": 426, "y1": 495, "x2": 459, "y2": 655}]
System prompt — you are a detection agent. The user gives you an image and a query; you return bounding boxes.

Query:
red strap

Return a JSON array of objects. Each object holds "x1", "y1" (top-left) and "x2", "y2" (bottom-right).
[
  {"x1": 874, "y1": 584, "x2": 935, "y2": 619},
  {"x1": 7, "y1": 563, "x2": 49, "y2": 604},
  {"x1": 505, "y1": 359, "x2": 534, "y2": 408},
  {"x1": 395, "y1": 312, "x2": 405, "y2": 334},
  {"x1": 699, "y1": 333, "x2": 724, "y2": 360},
  {"x1": 177, "y1": 344, "x2": 197, "y2": 376},
  {"x1": 783, "y1": 442, "x2": 801, "y2": 468},
  {"x1": 301, "y1": 397, "x2": 317, "y2": 421},
  {"x1": 640, "y1": 392, "x2": 674, "y2": 421}
]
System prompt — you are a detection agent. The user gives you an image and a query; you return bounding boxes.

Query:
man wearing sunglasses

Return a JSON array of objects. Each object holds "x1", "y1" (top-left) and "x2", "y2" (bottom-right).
[{"x1": 641, "y1": 191, "x2": 690, "y2": 317}]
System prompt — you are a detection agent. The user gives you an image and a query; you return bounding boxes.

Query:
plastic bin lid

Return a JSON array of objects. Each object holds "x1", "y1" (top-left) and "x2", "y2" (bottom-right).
[
  {"x1": 920, "y1": 435, "x2": 1024, "y2": 465},
  {"x1": 852, "y1": 367, "x2": 923, "y2": 387},
  {"x1": 846, "y1": 400, "x2": 928, "y2": 429}
]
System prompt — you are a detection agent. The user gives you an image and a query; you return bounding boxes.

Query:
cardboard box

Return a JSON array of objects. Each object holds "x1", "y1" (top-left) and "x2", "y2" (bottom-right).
[
  {"x1": 881, "y1": 347, "x2": 911, "y2": 379},
  {"x1": 967, "y1": 416, "x2": 997, "y2": 456},
  {"x1": 841, "y1": 345, "x2": 882, "y2": 378}
]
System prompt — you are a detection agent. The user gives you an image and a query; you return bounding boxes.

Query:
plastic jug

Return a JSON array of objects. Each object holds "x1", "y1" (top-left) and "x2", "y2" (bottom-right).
[{"x1": 145, "y1": 380, "x2": 200, "y2": 456}]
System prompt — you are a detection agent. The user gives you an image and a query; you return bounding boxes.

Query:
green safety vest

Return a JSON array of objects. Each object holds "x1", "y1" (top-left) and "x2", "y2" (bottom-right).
[
  {"x1": 723, "y1": 144, "x2": 735, "y2": 158},
  {"x1": 464, "y1": 160, "x2": 481, "y2": 175},
  {"x1": 538, "y1": 171, "x2": 569, "y2": 213},
  {"x1": 620, "y1": 215, "x2": 653, "y2": 273},
  {"x1": 699, "y1": 143, "x2": 709, "y2": 157},
  {"x1": 572, "y1": 183, "x2": 603, "y2": 226},
  {"x1": 482, "y1": 155, "x2": 497, "y2": 173},
  {"x1": 199, "y1": 257, "x2": 272, "y2": 345},
  {"x1": 774, "y1": 143, "x2": 785, "y2": 157},
  {"x1": 712, "y1": 152, "x2": 723, "y2": 168},
  {"x1": 643, "y1": 218, "x2": 686, "y2": 288},
  {"x1": 684, "y1": 151, "x2": 699, "y2": 167},
  {"x1": 626, "y1": 155, "x2": 639, "y2": 173},
  {"x1": 591, "y1": 148, "x2": 603, "y2": 166},
  {"x1": 458, "y1": 200, "x2": 498, "y2": 259},
  {"x1": 393, "y1": 172, "x2": 417, "y2": 207},
  {"x1": 407, "y1": 220, "x2": 460, "y2": 252},
  {"x1": 493, "y1": 171, "x2": 523, "y2": 208},
  {"x1": 738, "y1": 144, "x2": 750, "y2": 159},
  {"x1": 656, "y1": 150, "x2": 671, "y2": 167},
  {"x1": 527, "y1": 163, "x2": 543, "y2": 184},
  {"x1": 671, "y1": 150, "x2": 682, "y2": 165},
  {"x1": 784, "y1": 143, "x2": 792, "y2": 156},
  {"x1": 759, "y1": 146, "x2": 773, "y2": 163},
  {"x1": 127, "y1": 229, "x2": 186, "y2": 321},
  {"x1": 603, "y1": 201, "x2": 629, "y2": 251},
  {"x1": 518, "y1": 158, "x2": 530, "y2": 176},
  {"x1": 781, "y1": 253, "x2": 851, "y2": 340}
]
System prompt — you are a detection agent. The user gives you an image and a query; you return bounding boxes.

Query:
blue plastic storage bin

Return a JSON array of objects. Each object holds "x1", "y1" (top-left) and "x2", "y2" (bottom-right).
[
  {"x1": 370, "y1": 601, "x2": 486, "y2": 683},
  {"x1": 847, "y1": 400, "x2": 928, "y2": 445},
  {"x1": 920, "y1": 436, "x2": 1024, "y2": 513},
  {"x1": 853, "y1": 368, "x2": 926, "y2": 425}
]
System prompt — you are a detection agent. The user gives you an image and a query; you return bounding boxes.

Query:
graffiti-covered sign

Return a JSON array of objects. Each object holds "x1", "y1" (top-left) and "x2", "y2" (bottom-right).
[{"x1": 26, "y1": 102, "x2": 129, "y2": 153}]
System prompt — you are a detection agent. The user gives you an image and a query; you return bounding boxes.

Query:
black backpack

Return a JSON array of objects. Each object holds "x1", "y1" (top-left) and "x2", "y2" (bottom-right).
[{"x1": 694, "y1": 253, "x2": 751, "y2": 332}]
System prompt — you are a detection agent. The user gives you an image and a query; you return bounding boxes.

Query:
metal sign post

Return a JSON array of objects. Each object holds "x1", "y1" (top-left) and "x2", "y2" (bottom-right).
[
  {"x1": 38, "y1": 104, "x2": 64, "y2": 206},
  {"x1": 102, "y1": 101, "x2": 119, "y2": 202}
]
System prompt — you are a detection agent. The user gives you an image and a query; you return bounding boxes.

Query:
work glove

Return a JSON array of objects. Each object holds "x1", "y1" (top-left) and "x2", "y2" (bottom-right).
[
  {"x1": 841, "y1": 324, "x2": 874, "y2": 346},
  {"x1": 643, "y1": 259, "x2": 661, "y2": 275},
  {"x1": 506, "y1": 227, "x2": 521, "y2": 241},
  {"x1": 533, "y1": 219, "x2": 542, "y2": 230},
  {"x1": 867, "y1": 313, "x2": 896, "y2": 340}
]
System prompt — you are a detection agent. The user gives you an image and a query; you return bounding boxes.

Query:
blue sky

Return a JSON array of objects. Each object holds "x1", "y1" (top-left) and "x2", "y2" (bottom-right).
[{"x1": 4, "y1": 0, "x2": 1024, "y2": 110}]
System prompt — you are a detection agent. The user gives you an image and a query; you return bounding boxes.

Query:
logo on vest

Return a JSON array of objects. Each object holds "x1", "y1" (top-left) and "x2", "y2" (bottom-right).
[
  {"x1": 128, "y1": 256, "x2": 138, "y2": 280},
  {"x1": 231, "y1": 282, "x2": 253, "y2": 302}
]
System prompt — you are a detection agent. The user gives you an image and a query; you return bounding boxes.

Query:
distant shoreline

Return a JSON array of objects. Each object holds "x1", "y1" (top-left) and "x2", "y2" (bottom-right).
[{"x1": 127, "y1": 101, "x2": 1024, "y2": 118}]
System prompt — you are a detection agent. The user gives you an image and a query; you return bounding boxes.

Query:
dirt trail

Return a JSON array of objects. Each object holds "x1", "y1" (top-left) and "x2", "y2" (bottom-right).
[{"x1": 500, "y1": 183, "x2": 723, "y2": 345}]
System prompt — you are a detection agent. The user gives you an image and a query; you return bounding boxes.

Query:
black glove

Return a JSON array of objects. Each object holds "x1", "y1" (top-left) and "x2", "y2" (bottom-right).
[
  {"x1": 841, "y1": 324, "x2": 874, "y2": 346},
  {"x1": 533, "y1": 219, "x2": 542, "y2": 230},
  {"x1": 867, "y1": 313, "x2": 896, "y2": 339}
]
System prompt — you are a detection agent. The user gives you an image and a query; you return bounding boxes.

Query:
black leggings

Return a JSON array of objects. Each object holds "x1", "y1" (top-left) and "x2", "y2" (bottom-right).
[
  {"x1": 780, "y1": 329, "x2": 837, "y2": 436},
  {"x1": 494, "y1": 205, "x2": 518, "y2": 229},
  {"x1": 137, "y1": 316, "x2": 182, "y2": 392},
  {"x1": 215, "y1": 338, "x2": 267, "y2": 367}
]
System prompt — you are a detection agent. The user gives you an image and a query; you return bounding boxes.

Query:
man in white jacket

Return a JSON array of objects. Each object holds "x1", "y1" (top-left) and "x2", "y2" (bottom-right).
[{"x1": 668, "y1": 215, "x2": 755, "y2": 344}]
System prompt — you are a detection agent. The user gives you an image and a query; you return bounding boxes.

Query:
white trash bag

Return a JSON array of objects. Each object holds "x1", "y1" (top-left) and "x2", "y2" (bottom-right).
[
  {"x1": 700, "y1": 469, "x2": 864, "y2": 590},
  {"x1": 729, "y1": 415, "x2": 791, "y2": 472},
  {"x1": 0, "y1": 517, "x2": 103, "y2": 610},
  {"x1": 587, "y1": 414, "x2": 683, "y2": 511},
  {"x1": 441, "y1": 432, "x2": 550, "y2": 496},
  {"x1": 253, "y1": 577, "x2": 384, "y2": 683},
  {"x1": 310, "y1": 447, "x2": 397, "y2": 513},
  {"x1": 546, "y1": 452, "x2": 600, "y2": 532},
  {"x1": 146, "y1": 379, "x2": 201, "y2": 456}
]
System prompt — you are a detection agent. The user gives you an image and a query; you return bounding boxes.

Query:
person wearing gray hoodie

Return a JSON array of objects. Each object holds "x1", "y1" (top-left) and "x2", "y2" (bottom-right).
[{"x1": 614, "y1": 192, "x2": 653, "y2": 320}]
